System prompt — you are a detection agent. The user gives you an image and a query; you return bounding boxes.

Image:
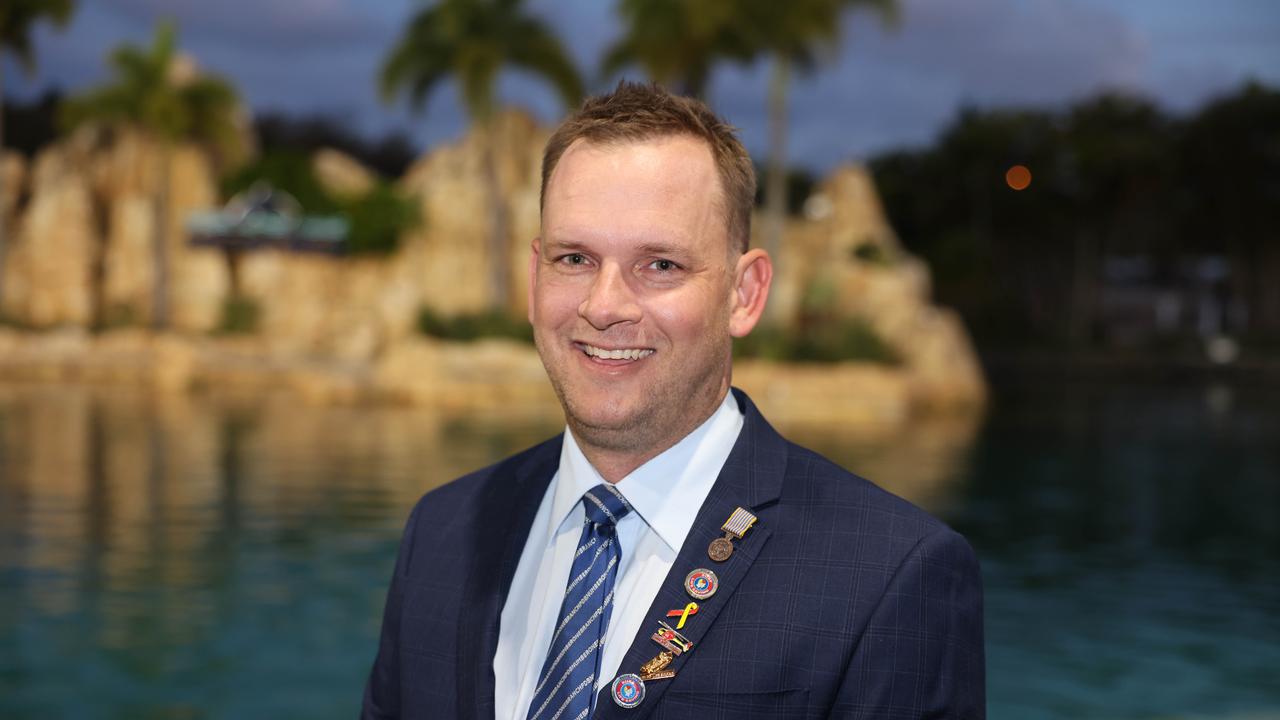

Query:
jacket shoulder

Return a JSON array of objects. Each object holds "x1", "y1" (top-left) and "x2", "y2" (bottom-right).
[
  {"x1": 778, "y1": 440, "x2": 962, "y2": 551},
  {"x1": 406, "y1": 434, "x2": 561, "y2": 527}
]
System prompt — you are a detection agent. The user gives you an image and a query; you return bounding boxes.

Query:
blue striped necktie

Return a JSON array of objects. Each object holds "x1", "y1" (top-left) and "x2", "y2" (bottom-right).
[{"x1": 526, "y1": 483, "x2": 632, "y2": 720}]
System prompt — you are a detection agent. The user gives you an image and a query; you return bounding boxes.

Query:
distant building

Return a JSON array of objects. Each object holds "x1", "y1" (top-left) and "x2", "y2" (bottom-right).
[
  {"x1": 1098, "y1": 254, "x2": 1245, "y2": 360},
  {"x1": 186, "y1": 181, "x2": 348, "y2": 254}
]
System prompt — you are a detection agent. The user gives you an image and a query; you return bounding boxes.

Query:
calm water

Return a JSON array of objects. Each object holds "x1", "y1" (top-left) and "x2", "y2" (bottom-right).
[{"x1": 0, "y1": 373, "x2": 1277, "y2": 719}]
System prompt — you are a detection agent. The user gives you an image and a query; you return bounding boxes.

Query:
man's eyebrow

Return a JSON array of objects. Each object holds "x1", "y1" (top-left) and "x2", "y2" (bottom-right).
[
  {"x1": 541, "y1": 238, "x2": 693, "y2": 258},
  {"x1": 540, "y1": 238, "x2": 591, "y2": 253},
  {"x1": 633, "y1": 242, "x2": 690, "y2": 257}
]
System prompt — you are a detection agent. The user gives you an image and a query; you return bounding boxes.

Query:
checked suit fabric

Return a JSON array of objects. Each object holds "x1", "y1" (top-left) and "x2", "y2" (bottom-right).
[
  {"x1": 360, "y1": 389, "x2": 984, "y2": 720},
  {"x1": 526, "y1": 484, "x2": 632, "y2": 720}
]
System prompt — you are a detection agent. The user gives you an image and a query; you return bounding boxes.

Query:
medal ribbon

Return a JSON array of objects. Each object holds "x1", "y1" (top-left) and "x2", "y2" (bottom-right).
[{"x1": 721, "y1": 507, "x2": 757, "y2": 538}]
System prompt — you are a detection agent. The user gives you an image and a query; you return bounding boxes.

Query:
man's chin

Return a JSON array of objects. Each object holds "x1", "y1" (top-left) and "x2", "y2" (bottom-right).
[{"x1": 561, "y1": 394, "x2": 652, "y2": 442}]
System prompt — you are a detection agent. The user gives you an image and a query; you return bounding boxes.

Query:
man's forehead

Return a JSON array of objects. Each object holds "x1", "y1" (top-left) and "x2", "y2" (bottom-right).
[
  {"x1": 546, "y1": 136, "x2": 728, "y2": 221},
  {"x1": 554, "y1": 134, "x2": 715, "y2": 177}
]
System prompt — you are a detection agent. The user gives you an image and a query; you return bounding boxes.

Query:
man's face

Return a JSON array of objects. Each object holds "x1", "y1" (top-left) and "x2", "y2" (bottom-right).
[{"x1": 530, "y1": 135, "x2": 761, "y2": 455}]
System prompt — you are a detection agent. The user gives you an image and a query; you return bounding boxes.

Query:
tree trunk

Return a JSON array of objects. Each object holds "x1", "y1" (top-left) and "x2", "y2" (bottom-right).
[
  {"x1": 1068, "y1": 229, "x2": 1097, "y2": 345},
  {"x1": 224, "y1": 247, "x2": 243, "y2": 298},
  {"x1": 152, "y1": 140, "x2": 173, "y2": 331},
  {"x1": 88, "y1": 193, "x2": 108, "y2": 330},
  {"x1": 1224, "y1": 234, "x2": 1250, "y2": 336},
  {"x1": 0, "y1": 68, "x2": 8, "y2": 314},
  {"x1": 1255, "y1": 240, "x2": 1280, "y2": 336},
  {"x1": 762, "y1": 56, "x2": 791, "y2": 323},
  {"x1": 481, "y1": 121, "x2": 511, "y2": 314}
]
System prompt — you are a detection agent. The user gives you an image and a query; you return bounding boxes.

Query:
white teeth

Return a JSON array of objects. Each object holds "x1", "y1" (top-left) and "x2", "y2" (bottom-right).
[{"x1": 582, "y1": 344, "x2": 654, "y2": 361}]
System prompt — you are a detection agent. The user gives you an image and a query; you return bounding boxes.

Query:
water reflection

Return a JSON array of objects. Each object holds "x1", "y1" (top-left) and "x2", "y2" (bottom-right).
[
  {"x1": 1, "y1": 376, "x2": 1277, "y2": 719},
  {"x1": 954, "y1": 374, "x2": 1280, "y2": 565},
  {"x1": 0, "y1": 384, "x2": 562, "y2": 716},
  {"x1": 957, "y1": 372, "x2": 1280, "y2": 720}
]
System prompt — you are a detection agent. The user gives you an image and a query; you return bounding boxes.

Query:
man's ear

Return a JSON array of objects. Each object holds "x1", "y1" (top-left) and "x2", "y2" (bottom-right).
[
  {"x1": 527, "y1": 237, "x2": 542, "y2": 324},
  {"x1": 729, "y1": 248, "x2": 773, "y2": 338}
]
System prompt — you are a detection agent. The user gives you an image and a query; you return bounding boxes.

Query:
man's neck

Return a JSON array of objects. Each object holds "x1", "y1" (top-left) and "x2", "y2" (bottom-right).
[
  {"x1": 579, "y1": 443, "x2": 668, "y2": 484},
  {"x1": 572, "y1": 389, "x2": 731, "y2": 483}
]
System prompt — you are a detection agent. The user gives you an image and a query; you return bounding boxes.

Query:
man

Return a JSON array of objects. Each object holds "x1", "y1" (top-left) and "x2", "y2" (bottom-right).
[{"x1": 362, "y1": 82, "x2": 984, "y2": 720}]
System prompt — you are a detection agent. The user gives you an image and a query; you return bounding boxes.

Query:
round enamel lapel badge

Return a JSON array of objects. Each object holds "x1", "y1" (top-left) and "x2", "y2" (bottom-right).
[
  {"x1": 684, "y1": 568, "x2": 719, "y2": 600},
  {"x1": 612, "y1": 673, "x2": 646, "y2": 708}
]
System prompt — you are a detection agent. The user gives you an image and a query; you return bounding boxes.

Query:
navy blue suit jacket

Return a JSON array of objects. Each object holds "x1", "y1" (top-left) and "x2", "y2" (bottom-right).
[{"x1": 362, "y1": 389, "x2": 984, "y2": 719}]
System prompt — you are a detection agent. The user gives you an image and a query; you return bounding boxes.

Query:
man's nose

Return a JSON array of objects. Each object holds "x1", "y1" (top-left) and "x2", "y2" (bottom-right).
[{"x1": 579, "y1": 262, "x2": 642, "y2": 330}]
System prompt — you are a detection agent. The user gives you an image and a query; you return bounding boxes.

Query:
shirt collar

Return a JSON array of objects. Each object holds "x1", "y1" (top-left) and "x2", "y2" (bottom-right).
[{"x1": 550, "y1": 391, "x2": 745, "y2": 552}]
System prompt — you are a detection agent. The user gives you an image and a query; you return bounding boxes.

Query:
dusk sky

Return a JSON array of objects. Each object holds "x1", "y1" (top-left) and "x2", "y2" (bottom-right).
[{"x1": 6, "y1": 0, "x2": 1279, "y2": 172}]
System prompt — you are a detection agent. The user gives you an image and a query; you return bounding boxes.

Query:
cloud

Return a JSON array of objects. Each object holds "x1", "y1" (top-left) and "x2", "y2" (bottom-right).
[
  {"x1": 8, "y1": 0, "x2": 1276, "y2": 175},
  {"x1": 762, "y1": 0, "x2": 1153, "y2": 167},
  {"x1": 98, "y1": 0, "x2": 391, "y2": 52},
  {"x1": 873, "y1": 0, "x2": 1149, "y2": 103}
]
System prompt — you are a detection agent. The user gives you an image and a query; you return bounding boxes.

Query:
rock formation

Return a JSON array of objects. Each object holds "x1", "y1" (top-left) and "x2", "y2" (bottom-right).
[
  {"x1": 0, "y1": 109, "x2": 985, "y2": 411},
  {"x1": 0, "y1": 150, "x2": 24, "y2": 231},
  {"x1": 771, "y1": 167, "x2": 986, "y2": 408},
  {"x1": 1, "y1": 142, "x2": 97, "y2": 326},
  {"x1": 229, "y1": 111, "x2": 545, "y2": 360},
  {"x1": 312, "y1": 148, "x2": 375, "y2": 200},
  {"x1": 1, "y1": 126, "x2": 226, "y2": 330}
]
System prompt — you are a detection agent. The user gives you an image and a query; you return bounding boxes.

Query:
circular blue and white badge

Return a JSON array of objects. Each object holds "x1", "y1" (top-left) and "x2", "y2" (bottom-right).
[
  {"x1": 612, "y1": 673, "x2": 646, "y2": 708},
  {"x1": 684, "y1": 568, "x2": 719, "y2": 600}
]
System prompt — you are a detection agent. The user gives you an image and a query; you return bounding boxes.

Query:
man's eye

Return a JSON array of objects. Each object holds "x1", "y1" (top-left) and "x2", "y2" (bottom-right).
[
  {"x1": 561, "y1": 253, "x2": 587, "y2": 265},
  {"x1": 651, "y1": 259, "x2": 677, "y2": 272}
]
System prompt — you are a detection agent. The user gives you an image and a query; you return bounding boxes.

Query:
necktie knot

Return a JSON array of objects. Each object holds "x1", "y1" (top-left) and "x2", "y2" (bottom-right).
[{"x1": 583, "y1": 483, "x2": 631, "y2": 528}]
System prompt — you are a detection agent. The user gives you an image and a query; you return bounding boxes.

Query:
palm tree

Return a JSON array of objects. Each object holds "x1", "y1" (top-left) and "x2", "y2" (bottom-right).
[
  {"x1": 61, "y1": 21, "x2": 243, "y2": 330},
  {"x1": 381, "y1": 0, "x2": 583, "y2": 313},
  {"x1": 604, "y1": 0, "x2": 895, "y2": 307},
  {"x1": 0, "y1": 0, "x2": 75, "y2": 312},
  {"x1": 744, "y1": 0, "x2": 896, "y2": 286},
  {"x1": 602, "y1": 0, "x2": 751, "y2": 98}
]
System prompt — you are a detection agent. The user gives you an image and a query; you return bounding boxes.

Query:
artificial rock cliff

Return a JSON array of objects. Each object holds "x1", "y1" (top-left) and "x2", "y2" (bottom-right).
[{"x1": 0, "y1": 110, "x2": 984, "y2": 414}]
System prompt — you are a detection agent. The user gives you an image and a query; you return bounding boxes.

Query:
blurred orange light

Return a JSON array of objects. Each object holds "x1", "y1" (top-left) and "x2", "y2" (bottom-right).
[{"x1": 1005, "y1": 165, "x2": 1032, "y2": 190}]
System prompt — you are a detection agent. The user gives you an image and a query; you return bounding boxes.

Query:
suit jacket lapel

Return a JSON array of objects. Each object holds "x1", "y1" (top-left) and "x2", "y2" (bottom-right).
[
  {"x1": 455, "y1": 434, "x2": 563, "y2": 720},
  {"x1": 594, "y1": 389, "x2": 789, "y2": 719}
]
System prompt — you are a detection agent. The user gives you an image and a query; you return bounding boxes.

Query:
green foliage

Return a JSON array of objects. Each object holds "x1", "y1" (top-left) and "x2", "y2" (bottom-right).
[
  {"x1": 604, "y1": 0, "x2": 748, "y2": 96},
  {"x1": 417, "y1": 308, "x2": 533, "y2": 343},
  {"x1": 744, "y1": 0, "x2": 898, "y2": 68},
  {"x1": 605, "y1": 0, "x2": 896, "y2": 96},
  {"x1": 217, "y1": 296, "x2": 260, "y2": 334},
  {"x1": 2, "y1": 90, "x2": 61, "y2": 157},
  {"x1": 0, "y1": 310, "x2": 32, "y2": 329},
  {"x1": 381, "y1": 0, "x2": 581, "y2": 311},
  {"x1": 380, "y1": 0, "x2": 583, "y2": 122},
  {"x1": 735, "y1": 319, "x2": 901, "y2": 365},
  {"x1": 254, "y1": 113, "x2": 417, "y2": 178},
  {"x1": 735, "y1": 271, "x2": 901, "y2": 363},
  {"x1": 343, "y1": 183, "x2": 418, "y2": 255},
  {"x1": 851, "y1": 240, "x2": 893, "y2": 266},
  {"x1": 101, "y1": 303, "x2": 139, "y2": 330},
  {"x1": 59, "y1": 21, "x2": 245, "y2": 166},
  {"x1": 870, "y1": 82, "x2": 1280, "y2": 346},
  {"x1": 413, "y1": 304, "x2": 898, "y2": 363},
  {"x1": 752, "y1": 163, "x2": 815, "y2": 214},
  {"x1": 0, "y1": 0, "x2": 75, "y2": 72},
  {"x1": 221, "y1": 151, "x2": 338, "y2": 215},
  {"x1": 1, "y1": 1, "x2": 77, "y2": 308},
  {"x1": 220, "y1": 150, "x2": 419, "y2": 255}
]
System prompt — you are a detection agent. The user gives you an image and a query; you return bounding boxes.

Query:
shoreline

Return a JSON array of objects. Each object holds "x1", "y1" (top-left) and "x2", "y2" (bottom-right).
[{"x1": 0, "y1": 327, "x2": 983, "y2": 431}]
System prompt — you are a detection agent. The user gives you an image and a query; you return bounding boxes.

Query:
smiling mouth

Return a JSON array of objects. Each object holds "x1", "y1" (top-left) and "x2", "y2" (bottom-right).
[{"x1": 576, "y1": 343, "x2": 655, "y2": 361}]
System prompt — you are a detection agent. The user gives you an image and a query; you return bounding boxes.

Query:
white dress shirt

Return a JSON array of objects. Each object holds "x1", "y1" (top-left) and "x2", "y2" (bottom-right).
[{"x1": 493, "y1": 391, "x2": 744, "y2": 720}]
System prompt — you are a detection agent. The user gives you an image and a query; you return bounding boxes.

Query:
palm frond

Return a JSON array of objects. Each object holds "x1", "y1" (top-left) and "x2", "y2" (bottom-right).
[
  {"x1": 1, "y1": 0, "x2": 76, "y2": 73},
  {"x1": 506, "y1": 19, "x2": 583, "y2": 108},
  {"x1": 61, "y1": 20, "x2": 244, "y2": 161},
  {"x1": 380, "y1": 0, "x2": 582, "y2": 120}
]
